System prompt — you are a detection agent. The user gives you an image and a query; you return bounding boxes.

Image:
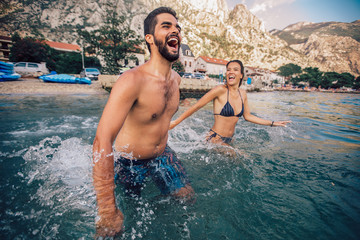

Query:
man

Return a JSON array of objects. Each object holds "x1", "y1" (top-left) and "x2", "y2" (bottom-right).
[{"x1": 92, "y1": 7, "x2": 194, "y2": 237}]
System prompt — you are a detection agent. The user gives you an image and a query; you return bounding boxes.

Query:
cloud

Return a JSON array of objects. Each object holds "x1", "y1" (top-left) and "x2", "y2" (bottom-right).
[
  {"x1": 250, "y1": 0, "x2": 295, "y2": 14},
  {"x1": 250, "y1": 3, "x2": 268, "y2": 13}
]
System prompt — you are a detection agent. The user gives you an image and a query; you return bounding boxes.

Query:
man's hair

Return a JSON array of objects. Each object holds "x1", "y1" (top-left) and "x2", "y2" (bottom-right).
[
  {"x1": 226, "y1": 60, "x2": 245, "y2": 86},
  {"x1": 144, "y1": 7, "x2": 177, "y2": 52}
]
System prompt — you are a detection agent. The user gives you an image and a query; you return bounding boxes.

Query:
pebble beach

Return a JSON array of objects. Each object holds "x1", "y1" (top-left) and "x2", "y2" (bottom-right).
[{"x1": 0, "y1": 77, "x2": 109, "y2": 95}]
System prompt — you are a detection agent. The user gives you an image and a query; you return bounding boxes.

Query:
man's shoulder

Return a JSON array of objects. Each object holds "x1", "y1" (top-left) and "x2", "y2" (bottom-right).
[
  {"x1": 115, "y1": 67, "x2": 144, "y2": 85},
  {"x1": 171, "y1": 69, "x2": 181, "y2": 84},
  {"x1": 110, "y1": 68, "x2": 145, "y2": 96}
]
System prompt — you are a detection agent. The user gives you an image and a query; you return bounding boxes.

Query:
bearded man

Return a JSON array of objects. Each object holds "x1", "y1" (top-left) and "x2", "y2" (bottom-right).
[{"x1": 92, "y1": 7, "x2": 194, "y2": 237}]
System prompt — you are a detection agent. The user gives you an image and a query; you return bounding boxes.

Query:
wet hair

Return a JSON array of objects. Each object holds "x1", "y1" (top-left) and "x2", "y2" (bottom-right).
[
  {"x1": 144, "y1": 7, "x2": 178, "y2": 52},
  {"x1": 226, "y1": 60, "x2": 245, "y2": 86}
]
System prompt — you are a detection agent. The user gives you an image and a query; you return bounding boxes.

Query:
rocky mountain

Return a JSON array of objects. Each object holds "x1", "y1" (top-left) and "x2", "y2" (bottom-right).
[
  {"x1": 1, "y1": 0, "x2": 358, "y2": 76},
  {"x1": 272, "y1": 20, "x2": 360, "y2": 76}
]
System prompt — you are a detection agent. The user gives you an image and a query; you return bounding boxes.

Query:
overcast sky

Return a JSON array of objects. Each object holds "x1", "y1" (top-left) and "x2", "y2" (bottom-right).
[{"x1": 226, "y1": 0, "x2": 360, "y2": 30}]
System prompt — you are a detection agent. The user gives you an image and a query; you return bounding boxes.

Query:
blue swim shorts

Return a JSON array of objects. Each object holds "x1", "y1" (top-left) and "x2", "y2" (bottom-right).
[{"x1": 114, "y1": 145, "x2": 190, "y2": 195}]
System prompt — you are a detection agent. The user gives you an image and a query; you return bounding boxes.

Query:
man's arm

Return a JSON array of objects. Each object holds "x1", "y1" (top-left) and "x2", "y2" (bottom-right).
[{"x1": 92, "y1": 72, "x2": 139, "y2": 237}]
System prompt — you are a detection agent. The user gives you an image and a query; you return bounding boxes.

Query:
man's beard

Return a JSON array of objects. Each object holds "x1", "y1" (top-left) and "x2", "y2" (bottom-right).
[{"x1": 154, "y1": 37, "x2": 179, "y2": 62}]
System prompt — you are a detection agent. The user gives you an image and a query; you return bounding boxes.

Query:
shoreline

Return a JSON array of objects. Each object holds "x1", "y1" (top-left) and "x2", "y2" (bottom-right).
[
  {"x1": 272, "y1": 88, "x2": 360, "y2": 94},
  {"x1": 0, "y1": 77, "x2": 108, "y2": 95},
  {"x1": 0, "y1": 77, "x2": 358, "y2": 96}
]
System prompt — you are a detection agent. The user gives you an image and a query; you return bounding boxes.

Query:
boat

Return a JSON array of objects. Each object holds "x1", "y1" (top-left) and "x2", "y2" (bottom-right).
[
  {"x1": 39, "y1": 74, "x2": 91, "y2": 85},
  {"x1": 0, "y1": 61, "x2": 21, "y2": 81},
  {"x1": 0, "y1": 72, "x2": 21, "y2": 81}
]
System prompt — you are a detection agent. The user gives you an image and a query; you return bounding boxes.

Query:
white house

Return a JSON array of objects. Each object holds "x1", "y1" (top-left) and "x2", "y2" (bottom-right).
[
  {"x1": 194, "y1": 56, "x2": 228, "y2": 75},
  {"x1": 244, "y1": 66, "x2": 286, "y2": 88},
  {"x1": 124, "y1": 51, "x2": 145, "y2": 68},
  {"x1": 179, "y1": 44, "x2": 195, "y2": 73}
]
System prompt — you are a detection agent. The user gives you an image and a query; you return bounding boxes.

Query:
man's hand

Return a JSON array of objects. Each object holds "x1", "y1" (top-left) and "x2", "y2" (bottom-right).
[{"x1": 95, "y1": 208, "x2": 124, "y2": 238}]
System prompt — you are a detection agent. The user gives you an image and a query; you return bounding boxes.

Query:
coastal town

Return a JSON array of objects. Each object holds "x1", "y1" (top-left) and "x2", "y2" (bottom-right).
[{"x1": 1, "y1": 36, "x2": 358, "y2": 96}]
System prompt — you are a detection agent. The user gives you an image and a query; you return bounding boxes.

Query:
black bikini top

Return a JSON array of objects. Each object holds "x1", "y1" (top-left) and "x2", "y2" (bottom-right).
[{"x1": 214, "y1": 89, "x2": 244, "y2": 118}]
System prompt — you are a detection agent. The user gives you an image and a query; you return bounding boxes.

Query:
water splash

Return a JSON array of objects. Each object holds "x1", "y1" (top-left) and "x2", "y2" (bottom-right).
[{"x1": 21, "y1": 136, "x2": 96, "y2": 238}]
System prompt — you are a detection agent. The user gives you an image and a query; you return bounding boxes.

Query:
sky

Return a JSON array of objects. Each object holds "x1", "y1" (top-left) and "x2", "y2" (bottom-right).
[{"x1": 226, "y1": 0, "x2": 360, "y2": 30}]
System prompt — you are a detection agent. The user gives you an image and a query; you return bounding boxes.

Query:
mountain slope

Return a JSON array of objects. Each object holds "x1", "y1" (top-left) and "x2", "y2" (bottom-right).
[
  {"x1": 1, "y1": 0, "x2": 357, "y2": 75},
  {"x1": 272, "y1": 20, "x2": 360, "y2": 75}
]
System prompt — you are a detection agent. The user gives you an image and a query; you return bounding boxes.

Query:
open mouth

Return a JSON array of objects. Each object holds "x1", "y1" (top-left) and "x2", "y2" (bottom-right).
[
  {"x1": 167, "y1": 36, "x2": 179, "y2": 50},
  {"x1": 228, "y1": 75, "x2": 235, "y2": 80}
]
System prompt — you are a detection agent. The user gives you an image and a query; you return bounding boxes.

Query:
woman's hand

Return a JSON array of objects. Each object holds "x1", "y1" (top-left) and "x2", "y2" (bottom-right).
[
  {"x1": 169, "y1": 120, "x2": 177, "y2": 130},
  {"x1": 272, "y1": 120, "x2": 292, "y2": 127}
]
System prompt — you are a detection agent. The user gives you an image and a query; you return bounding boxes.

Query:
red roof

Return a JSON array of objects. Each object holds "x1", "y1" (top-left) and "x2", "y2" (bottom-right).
[
  {"x1": 199, "y1": 56, "x2": 229, "y2": 65},
  {"x1": 44, "y1": 40, "x2": 81, "y2": 52}
]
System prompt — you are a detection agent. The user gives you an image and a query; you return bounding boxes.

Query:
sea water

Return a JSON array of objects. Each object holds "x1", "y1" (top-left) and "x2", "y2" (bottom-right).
[{"x1": 0, "y1": 92, "x2": 359, "y2": 239}]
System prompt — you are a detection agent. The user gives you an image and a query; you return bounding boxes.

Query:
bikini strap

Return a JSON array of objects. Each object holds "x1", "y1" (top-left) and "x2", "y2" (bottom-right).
[{"x1": 238, "y1": 89, "x2": 243, "y2": 105}]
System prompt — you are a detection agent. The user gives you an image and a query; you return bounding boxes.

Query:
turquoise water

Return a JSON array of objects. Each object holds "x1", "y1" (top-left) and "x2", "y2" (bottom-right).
[{"x1": 0, "y1": 92, "x2": 359, "y2": 239}]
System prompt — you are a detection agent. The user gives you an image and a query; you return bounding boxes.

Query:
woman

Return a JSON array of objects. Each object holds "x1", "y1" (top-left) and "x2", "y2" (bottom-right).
[{"x1": 169, "y1": 60, "x2": 291, "y2": 147}]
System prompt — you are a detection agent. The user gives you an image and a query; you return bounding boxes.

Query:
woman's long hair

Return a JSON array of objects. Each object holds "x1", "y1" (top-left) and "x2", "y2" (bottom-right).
[{"x1": 226, "y1": 60, "x2": 244, "y2": 87}]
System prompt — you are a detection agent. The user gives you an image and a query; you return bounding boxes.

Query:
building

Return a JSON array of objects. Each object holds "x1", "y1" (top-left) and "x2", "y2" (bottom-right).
[
  {"x1": 179, "y1": 44, "x2": 195, "y2": 73},
  {"x1": 244, "y1": 66, "x2": 285, "y2": 88},
  {"x1": 119, "y1": 45, "x2": 146, "y2": 68},
  {"x1": 269, "y1": 70, "x2": 286, "y2": 87},
  {"x1": 0, "y1": 35, "x2": 12, "y2": 62},
  {"x1": 194, "y1": 56, "x2": 228, "y2": 75},
  {"x1": 44, "y1": 40, "x2": 81, "y2": 52}
]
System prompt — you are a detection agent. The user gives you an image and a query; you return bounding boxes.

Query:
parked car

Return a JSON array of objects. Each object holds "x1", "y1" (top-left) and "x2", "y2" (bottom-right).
[
  {"x1": 183, "y1": 73, "x2": 194, "y2": 79},
  {"x1": 194, "y1": 73, "x2": 205, "y2": 79},
  {"x1": 80, "y1": 68, "x2": 100, "y2": 81},
  {"x1": 119, "y1": 67, "x2": 130, "y2": 75},
  {"x1": 13, "y1": 62, "x2": 49, "y2": 75}
]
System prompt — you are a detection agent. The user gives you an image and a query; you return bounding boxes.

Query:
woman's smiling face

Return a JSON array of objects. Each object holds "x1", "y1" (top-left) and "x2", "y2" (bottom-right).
[{"x1": 226, "y1": 62, "x2": 243, "y2": 87}]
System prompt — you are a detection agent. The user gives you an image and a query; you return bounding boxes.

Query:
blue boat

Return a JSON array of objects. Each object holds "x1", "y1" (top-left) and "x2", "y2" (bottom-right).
[
  {"x1": 0, "y1": 61, "x2": 14, "y2": 70},
  {"x1": 0, "y1": 61, "x2": 21, "y2": 81},
  {"x1": 0, "y1": 73, "x2": 21, "y2": 81},
  {"x1": 39, "y1": 74, "x2": 91, "y2": 85}
]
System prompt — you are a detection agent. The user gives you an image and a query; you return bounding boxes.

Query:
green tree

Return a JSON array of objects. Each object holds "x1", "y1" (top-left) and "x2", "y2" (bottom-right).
[
  {"x1": 10, "y1": 32, "x2": 50, "y2": 63},
  {"x1": 353, "y1": 76, "x2": 360, "y2": 90},
  {"x1": 332, "y1": 72, "x2": 354, "y2": 88},
  {"x1": 290, "y1": 76, "x2": 302, "y2": 87},
  {"x1": 172, "y1": 60, "x2": 185, "y2": 73},
  {"x1": 300, "y1": 67, "x2": 323, "y2": 88},
  {"x1": 278, "y1": 63, "x2": 302, "y2": 79},
  {"x1": 78, "y1": 4, "x2": 141, "y2": 74},
  {"x1": 50, "y1": 49, "x2": 101, "y2": 74},
  {"x1": 321, "y1": 72, "x2": 339, "y2": 89}
]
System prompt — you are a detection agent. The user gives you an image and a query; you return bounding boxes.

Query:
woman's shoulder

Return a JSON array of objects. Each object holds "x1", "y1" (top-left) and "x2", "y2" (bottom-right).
[
  {"x1": 212, "y1": 84, "x2": 227, "y2": 93},
  {"x1": 239, "y1": 88, "x2": 248, "y2": 98}
]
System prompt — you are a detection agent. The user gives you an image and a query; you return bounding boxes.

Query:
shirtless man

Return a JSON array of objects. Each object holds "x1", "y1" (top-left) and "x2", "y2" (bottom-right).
[{"x1": 92, "y1": 7, "x2": 194, "y2": 237}]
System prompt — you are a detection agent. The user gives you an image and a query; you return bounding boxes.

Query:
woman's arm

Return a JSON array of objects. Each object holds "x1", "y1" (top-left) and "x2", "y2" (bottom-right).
[
  {"x1": 242, "y1": 90, "x2": 291, "y2": 127},
  {"x1": 170, "y1": 86, "x2": 223, "y2": 129}
]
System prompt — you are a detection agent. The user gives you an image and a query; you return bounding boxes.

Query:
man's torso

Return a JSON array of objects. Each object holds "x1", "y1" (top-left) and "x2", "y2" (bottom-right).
[{"x1": 115, "y1": 67, "x2": 180, "y2": 159}]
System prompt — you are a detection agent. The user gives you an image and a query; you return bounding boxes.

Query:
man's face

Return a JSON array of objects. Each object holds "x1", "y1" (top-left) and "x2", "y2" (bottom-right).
[{"x1": 153, "y1": 13, "x2": 182, "y2": 62}]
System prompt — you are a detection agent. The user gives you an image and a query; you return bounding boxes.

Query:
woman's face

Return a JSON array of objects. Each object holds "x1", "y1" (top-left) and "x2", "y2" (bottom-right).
[{"x1": 226, "y1": 62, "x2": 243, "y2": 87}]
